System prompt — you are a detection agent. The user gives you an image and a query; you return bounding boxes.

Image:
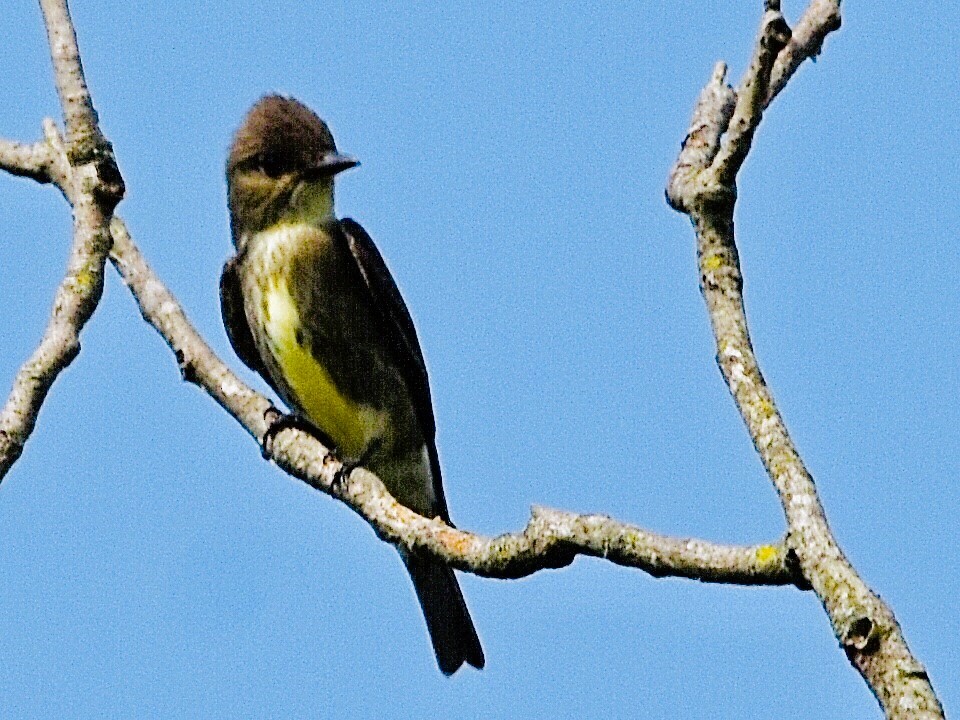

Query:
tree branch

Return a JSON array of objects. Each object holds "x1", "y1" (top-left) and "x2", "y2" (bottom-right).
[
  {"x1": 768, "y1": 0, "x2": 843, "y2": 104},
  {"x1": 712, "y1": 5, "x2": 791, "y2": 186},
  {"x1": 667, "y1": 2, "x2": 943, "y2": 717},
  {"x1": 0, "y1": 0, "x2": 124, "y2": 482},
  {"x1": 0, "y1": 138, "x2": 54, "y2": 183},
  {"x1": 1, "y1": 0, "x2": 939, "y2": 713},
  {"x1": 108, "y1": 218, "x2": 795, "y2": 586}
]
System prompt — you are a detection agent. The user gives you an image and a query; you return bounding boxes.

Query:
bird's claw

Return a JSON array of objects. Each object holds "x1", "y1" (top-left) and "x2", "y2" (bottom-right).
[
  {"x1": 260, "y1": 408, "x2": 330, "y2": 459},
  {"x1": 329, "y1": 437, "x2": 383, "y2": 492},
  {"x1": 331, "y1": 457, "x2": 359, "y2": 492}
]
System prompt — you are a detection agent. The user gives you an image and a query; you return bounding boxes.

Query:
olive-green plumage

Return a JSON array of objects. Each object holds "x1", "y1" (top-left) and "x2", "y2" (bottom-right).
[{"x1": 221, "y1": 95, "x2": 483, "y2": 674}]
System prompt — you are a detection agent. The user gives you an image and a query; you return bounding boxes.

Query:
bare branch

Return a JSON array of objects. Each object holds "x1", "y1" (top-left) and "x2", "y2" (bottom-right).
[
  {"x1": 38, "y1": 0, "x2": 120, "y2": 194},
  {"x1": 768, "y1": 0, "x2": 842, "y2": 104},
  {"x1": 0, "y1": 138, "x2": 54, "y2": 183},
  {"x1": 0, "y1": 1, "x2": 124, "y2": 481},
  {"x1": 712, "y1": 7, "x2": 791, "y2": 186},
  {"x1": 108, "y1": 218, "x2": 796, "y2": 586},
  {"x1": 666, "y1": 62, "x2": 736, "y2": 214},
  {"x1": 667, "y1": 2, "x2": 943, "y2": 717},
  {"x1": 108, "y1": 219, "x2": 269, "y2": 441}
]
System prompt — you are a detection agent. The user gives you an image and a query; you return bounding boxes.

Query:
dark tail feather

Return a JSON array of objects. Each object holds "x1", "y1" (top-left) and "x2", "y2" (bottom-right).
[{"x1": 403, "y1": 552, "x2": 484, "y2": 675}]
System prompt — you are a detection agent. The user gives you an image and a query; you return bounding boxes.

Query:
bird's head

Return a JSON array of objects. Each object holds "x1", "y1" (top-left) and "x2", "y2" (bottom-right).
[{"x1": 227, "y1": 95, "x2": 358, "y2": 244}]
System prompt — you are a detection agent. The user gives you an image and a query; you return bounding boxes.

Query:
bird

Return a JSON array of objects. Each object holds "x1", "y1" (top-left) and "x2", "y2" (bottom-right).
[{"x1": 219, "y1": 95, "x2": 483, "y2": 674}]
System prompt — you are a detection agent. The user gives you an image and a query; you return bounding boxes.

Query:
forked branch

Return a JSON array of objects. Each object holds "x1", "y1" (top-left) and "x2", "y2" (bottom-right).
[
  {"x1": 667, "y1": 2, "x2": 942, "y2": 717},
  {"x1": 0, "y1": 0, "x2": 123, "y2": 481}
]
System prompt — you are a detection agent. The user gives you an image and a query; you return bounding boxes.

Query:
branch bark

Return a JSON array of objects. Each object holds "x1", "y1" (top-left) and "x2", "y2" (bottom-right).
[
  {"x1": 667, "y1": 2, "x2": 943, "y2": 717},
  {"x1": 0, "y1": 0, "x2": 124, "y2": 482}
]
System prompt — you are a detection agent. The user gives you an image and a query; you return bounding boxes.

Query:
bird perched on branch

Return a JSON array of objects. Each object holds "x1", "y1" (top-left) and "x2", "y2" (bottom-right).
[{"x1": 220, "y1": 95, "x2": 483, "y2": 674}]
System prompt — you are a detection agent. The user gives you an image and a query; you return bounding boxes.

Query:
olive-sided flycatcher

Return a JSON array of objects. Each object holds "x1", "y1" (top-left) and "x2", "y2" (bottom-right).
[{"x1": 220, "y1": 95, "x2": 483, "y2": 674}]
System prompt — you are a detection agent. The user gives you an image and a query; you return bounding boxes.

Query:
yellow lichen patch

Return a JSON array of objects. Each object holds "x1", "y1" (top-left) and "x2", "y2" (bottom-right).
[
  {"x1": 703, "y1": 254, "x2": 723, "y2": 270},
  {"x1": 446, "y1": 530, "x2": 475, "y2": 556},
  {"x1": 757, "y1": 397, "x2": 775, "y2": 418},
  {"x1": 73, "y1": 269, "x2": 95, "y2": 291},
  {"x1": 755, "y1": 544, "x2": 779, "y2": 564}
]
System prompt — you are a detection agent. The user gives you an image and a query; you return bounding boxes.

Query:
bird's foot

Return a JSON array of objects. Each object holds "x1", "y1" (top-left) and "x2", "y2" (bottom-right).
[
  {"x1": 261, "y1": 407, "x2": 333, "y2": 459},
  {"x1": 330, "y1": 437, "x2": 383, "y2": 492},
  {"x1": 330, "y1": 457, "x2": 358, "y2": 492}
]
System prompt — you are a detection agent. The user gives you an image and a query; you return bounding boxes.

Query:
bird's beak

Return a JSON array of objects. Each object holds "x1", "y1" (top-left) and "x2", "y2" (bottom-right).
[{"x1": 304, "y1": 153, "x2": 359, "y2": 179}]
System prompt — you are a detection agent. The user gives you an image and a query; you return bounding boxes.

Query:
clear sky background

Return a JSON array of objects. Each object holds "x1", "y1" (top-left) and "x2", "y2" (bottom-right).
[{"x1": 0, "y1": 2, "x2": 957, "y2": 718}]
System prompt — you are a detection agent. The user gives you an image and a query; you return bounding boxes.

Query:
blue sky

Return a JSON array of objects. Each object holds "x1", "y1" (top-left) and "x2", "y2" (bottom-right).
[{"x1": 0, "y1": 2, "x2": 957, "y2": 717}]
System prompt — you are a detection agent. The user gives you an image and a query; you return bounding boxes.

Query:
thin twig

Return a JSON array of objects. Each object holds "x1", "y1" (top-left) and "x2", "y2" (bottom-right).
[
  {"x1": 768, "y1": 0, "x2": 843, "y2": 104},
  {"x1": 712, "y1": 8, "x2": 791, "y2": 186},
  {"x1": 0, "y1": 139, "x2": 53, "y2": 183}
]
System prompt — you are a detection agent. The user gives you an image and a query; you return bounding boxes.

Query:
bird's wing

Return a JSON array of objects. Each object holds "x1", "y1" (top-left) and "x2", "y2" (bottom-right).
[
  {"x1": 338, "y1": 218, "x2": 449, "y2": 522},
  {"x1": 220, "y1": 253, "x2": 277, "y2": 391}
]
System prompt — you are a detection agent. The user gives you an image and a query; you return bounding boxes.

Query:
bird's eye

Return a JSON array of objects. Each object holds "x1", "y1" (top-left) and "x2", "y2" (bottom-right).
[{"x1": 255, "y1": 153, "x2": 285, "y2": 178}]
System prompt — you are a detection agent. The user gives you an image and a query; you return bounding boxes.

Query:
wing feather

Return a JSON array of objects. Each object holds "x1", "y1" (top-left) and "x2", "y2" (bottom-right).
[
  {"x1": 220, "y1": 253, "x2": 282, "y2": 397},
  {"x1": 338, "y1": 218, "x2": 449, "y2": 521}
]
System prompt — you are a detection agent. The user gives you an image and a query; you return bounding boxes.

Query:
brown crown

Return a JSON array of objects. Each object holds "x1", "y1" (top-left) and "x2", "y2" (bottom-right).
[{"x1": 227, "y1": 95, "x2": 338, "y2": 178}]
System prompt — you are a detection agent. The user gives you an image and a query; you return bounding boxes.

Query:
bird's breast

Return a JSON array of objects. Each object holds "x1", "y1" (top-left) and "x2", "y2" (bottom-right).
[{"x1": 246, "y1": 224, "x2": 386, "y2": 458}]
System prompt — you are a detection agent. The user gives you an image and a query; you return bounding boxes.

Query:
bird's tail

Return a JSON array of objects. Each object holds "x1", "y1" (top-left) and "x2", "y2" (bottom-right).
[{"x1": 403, "y1": 552, "x2": 484, "y2": 675}]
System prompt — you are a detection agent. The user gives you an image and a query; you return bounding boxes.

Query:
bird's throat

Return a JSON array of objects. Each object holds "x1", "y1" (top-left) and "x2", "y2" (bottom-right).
[{"x1": 283, "y1": 179, "x2": 335, "y2": 227}]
